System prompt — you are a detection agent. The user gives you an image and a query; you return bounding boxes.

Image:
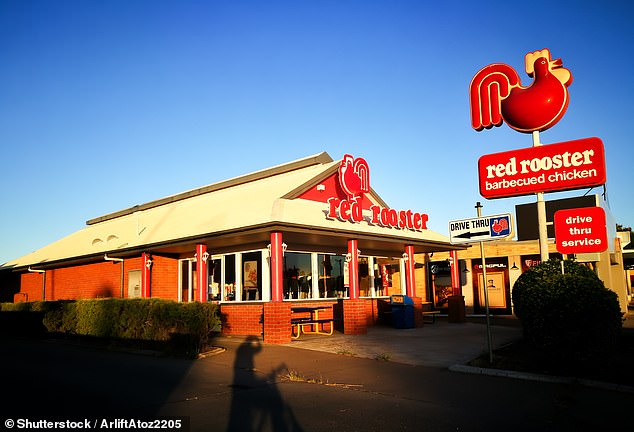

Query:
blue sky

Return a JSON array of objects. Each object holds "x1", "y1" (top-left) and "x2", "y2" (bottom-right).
[{"x1": 1, "y1": 0, "x2": 632, "y2": 264}]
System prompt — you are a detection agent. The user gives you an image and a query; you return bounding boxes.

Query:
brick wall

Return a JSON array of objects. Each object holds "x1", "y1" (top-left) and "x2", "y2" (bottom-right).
[
  {"x1": 18, "y1": 261, "x2": 121, "y2": 300},
  {"x1": 263, "y1": 302, "x2": 292, "y2": 344},
  {"x1": 14, "y1": 255, "x2": 179, "y2": 301},
  {"x1": 220, "y1": 303, "x2": 264, "y2": 336},
  {"x1": 342, "y1": 298, "x2": 367, "y2": 335},
  {"x1": 149, "y1": 255, "x2": 178, "y2": 301},
  {"x1": 19, "y1": 272, "x2": 43, "y2": 301},
  {"x1": 363, "y1": 298, "x2": 380, "y2": 326}
]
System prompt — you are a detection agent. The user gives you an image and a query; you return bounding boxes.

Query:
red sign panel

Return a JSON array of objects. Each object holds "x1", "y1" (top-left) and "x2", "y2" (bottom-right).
[
  {"x1": 478, "y1": 137, "x2": 606, "y2": 199},
  {"x1": 554, "y1": 207, "x2": 607, "y2": 254}
]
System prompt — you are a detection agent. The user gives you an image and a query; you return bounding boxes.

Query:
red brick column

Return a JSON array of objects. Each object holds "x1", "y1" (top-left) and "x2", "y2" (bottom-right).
[
  {"x1": 343, "y1": 299, "x2": 367, "y2": 335},
  {"x1": 263, "y1": 302, "x2": 292, "y2": 344},
  {"x1": 411, "y1": 296, "x2": 424, "y2": 328}
]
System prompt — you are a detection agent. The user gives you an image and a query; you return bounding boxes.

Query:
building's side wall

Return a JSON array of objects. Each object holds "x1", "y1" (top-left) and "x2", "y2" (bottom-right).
[
  {"x1": 49, "y1": 262, "x2": 122, "y2": 300},
  {"x1": 17, "y1": 261, "x2": 122, "y2": 301},
  {"x1": 150, "y1": 255, "x2": 179, "y2": 301},
  {"x1": 595, "y1": 247, "x2": 628, "y2": 314},
  {"x1": 13, "y1": 256, "x2": 166, "y2": 301},
  {"x1": 19, "y1": 272, "x2": 42, "y2": 302}
]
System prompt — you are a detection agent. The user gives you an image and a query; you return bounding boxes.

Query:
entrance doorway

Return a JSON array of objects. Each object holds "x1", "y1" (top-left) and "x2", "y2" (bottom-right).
[{"x1": 178, "y1": 258, "x2": 197, "y2": 302}]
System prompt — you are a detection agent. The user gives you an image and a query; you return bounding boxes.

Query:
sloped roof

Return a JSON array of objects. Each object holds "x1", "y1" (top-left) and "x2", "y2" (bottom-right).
[{"x1": 3, "y1": 152, "x2": 454, "y2": 270}]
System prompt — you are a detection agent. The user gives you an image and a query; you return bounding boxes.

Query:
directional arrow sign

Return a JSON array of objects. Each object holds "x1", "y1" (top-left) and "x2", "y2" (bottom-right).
[{"x1": 449, "y1": 213, "x2": 513, "y2": 244}]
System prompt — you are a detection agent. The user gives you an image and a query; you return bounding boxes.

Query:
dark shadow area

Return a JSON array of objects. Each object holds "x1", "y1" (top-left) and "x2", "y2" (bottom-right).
[
  {"x1": 227, "y1": 336, "x2": 303, "y2": 431},
  {"x1": 0, "y1": 333, "x2": 200, "y2": 419},
  {"x1": 0, "y1": 269, "x2": 21, "y2": 302},
  {"x1": 0, "y1": 311, "x2": 47, "y2": 337}
]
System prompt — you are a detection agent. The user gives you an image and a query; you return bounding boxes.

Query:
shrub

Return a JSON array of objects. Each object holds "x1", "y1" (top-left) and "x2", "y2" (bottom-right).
[
  {"x1": 512, "y1": 259, "x2": 623, "y2": 366},
  {"x1": 1, "y1": 299, "x2": 221, "y2": 357}
]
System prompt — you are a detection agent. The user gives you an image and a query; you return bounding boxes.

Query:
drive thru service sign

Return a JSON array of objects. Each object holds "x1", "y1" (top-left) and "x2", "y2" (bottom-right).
[
  {"x1": 449, "y1": 214, "x2": 513, "y2": 244},
  {"x1": 554, "y1": 207, "x2": 608, "y2": 254}
]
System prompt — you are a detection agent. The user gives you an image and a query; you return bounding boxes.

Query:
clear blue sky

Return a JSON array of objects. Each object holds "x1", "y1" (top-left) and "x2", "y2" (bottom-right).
[{"x1": 1, "y1": 0, "x2": 632, "y2": 265}]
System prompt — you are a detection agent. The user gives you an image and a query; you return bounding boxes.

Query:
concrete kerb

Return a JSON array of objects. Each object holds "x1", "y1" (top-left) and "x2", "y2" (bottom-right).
[{"x1": 449, "y1": 364, "x2": 634, "y2": 394}]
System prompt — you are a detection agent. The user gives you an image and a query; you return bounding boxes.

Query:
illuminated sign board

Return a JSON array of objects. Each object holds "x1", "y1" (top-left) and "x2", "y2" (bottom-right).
[
  {"x1": 554, "y1": 207, "x2": 607, "y2": 254},
  {"x1": 478, "y1": 137, "x2": 606, "y2": 199}
]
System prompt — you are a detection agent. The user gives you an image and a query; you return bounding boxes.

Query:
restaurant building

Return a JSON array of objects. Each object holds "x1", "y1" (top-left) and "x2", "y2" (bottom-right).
[{"x1": 0, "y1": 152, "x2": 461, "y2": 343}]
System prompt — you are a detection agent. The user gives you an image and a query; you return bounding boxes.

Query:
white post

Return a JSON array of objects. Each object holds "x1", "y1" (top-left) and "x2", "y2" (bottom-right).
[
  {"x1": 533, "y1": 131, "x2": 550, "y2": 263},
  {"x1": 476, "y1": 202, "x2": 494, "y2": 364}
]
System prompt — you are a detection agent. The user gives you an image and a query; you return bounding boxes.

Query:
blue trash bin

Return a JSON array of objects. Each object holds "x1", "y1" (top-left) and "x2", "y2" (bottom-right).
[{"x1": 390, "y1": 295, "x2": 414, "y2": 329}]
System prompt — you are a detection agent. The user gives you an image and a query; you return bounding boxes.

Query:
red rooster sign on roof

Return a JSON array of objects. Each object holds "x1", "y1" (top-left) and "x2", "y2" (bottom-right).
[
  {"x1": 338, "y1": 154, "x2": 370, "y2": 200},
  {"x1": 470, "y1": 49, "x2": 573, "y2": 133}
]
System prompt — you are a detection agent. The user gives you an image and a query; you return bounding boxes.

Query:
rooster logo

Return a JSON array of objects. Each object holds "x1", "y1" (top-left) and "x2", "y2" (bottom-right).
[
  {"x1": 470, "y1": 49, "x2": 573, "y2": 133},
  {"x1": 338, "y1": 154, "x2": 370, "y2": 200}
]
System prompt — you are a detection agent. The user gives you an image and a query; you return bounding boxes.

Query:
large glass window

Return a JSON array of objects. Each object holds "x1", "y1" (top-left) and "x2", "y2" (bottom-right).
[
  {"x1": 375, "y1": 258, "x2": 398, "y2": 297},
  {"x1": 283, "y1": 252, "x2": 312, "y2": 299},
  {"x1": 318, "y1": 254, "x2": 346, "y2": 298},
  {"x1": 208, "y1": 252, "x2": 265, "y2": 302},
  {"x1": 242, "y1": 251, "x2": 262, "y2": 301},
  {"x1": 359, "y1": 257, "x2": 370, "y2": 297},
  {"x1": 208, "y1": 258, "x2": 222, "y2": 301}
]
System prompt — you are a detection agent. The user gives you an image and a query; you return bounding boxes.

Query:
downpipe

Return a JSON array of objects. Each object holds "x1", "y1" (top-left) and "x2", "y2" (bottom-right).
[
  {"x1": 104, "y1": 254, "x2": 125, "y2": 298},
  {"x1": 27, "y1": 266, "x2": 46, "y2": 301}
]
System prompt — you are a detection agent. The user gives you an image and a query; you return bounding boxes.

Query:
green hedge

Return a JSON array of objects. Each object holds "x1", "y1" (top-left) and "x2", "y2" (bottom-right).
[
  {"x1": 0, "y1": 299, "x2": 221, "y2": 356},
  {"x1": 512, "y1": 259, "x2": 623, "y2": 366}
]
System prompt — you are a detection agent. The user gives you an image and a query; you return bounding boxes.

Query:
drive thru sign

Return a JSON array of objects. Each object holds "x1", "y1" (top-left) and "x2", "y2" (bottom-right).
[
  {"x1": 449, "y1": 214, "x2": 513, "y2": 244},
  {"x1": 554, "y1": 207, "x2": 607, "y2": 254}
]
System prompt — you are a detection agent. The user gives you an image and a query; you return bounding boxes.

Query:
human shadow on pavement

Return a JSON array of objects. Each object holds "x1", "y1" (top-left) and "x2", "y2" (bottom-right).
[{"x1": 227, "y1": 336, "x2": 303, "y2": 431}]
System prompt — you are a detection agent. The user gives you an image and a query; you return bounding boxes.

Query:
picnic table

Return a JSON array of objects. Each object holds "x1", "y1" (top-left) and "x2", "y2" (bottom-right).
[{"x1": 291, "y1": 305, "x2": 334, "y2": 339}]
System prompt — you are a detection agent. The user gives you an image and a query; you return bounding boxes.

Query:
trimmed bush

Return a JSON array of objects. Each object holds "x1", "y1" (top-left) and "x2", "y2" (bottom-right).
[
  {"x1": 512, "y1": 259, "x2": 623, "y2": 366},
  {"x1": 1, "y1": 299, "x2": 221, "y2": 357}
]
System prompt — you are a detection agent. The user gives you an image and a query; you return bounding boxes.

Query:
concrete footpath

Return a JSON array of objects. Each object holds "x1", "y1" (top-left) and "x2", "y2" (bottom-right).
[{"x1": 281, "y1": 316, "x2": 522, "y2": 367}]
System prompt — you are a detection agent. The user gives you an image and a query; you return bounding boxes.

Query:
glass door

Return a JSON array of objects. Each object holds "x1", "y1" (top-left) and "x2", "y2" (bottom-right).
[{"x1": 178, "y1": 258, "x2": 196, "y2": 302}]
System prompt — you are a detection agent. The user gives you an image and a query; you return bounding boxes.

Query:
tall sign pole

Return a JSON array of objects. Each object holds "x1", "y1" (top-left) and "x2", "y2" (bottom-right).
[
  {"x1": 532, "y1": 131, "x2": 550, "y2": 263},
  {"x1": 470, "y1": 48, "x2": 574, "y2": 263},
  {"x1": 475, "y1": 202, "x2": 494, "y2": 363}
]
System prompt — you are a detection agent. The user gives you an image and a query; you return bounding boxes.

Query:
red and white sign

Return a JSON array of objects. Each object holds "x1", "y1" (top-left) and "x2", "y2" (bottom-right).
[
  {"x1": 338, "y1": 154, "x2": 370, "y2": 200},
  {"x1": 325, "y1": 154, "x2": 429, "y2": 231},
  {"x1": 470, "y1": 48, "x2": 573, "y2": 134},
  {"x1": 554, "y1": 207, "x2": 608, "y2": 254},
  {"x1": 478, "y1": 137, "x2": 606, "y2": 199}
]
